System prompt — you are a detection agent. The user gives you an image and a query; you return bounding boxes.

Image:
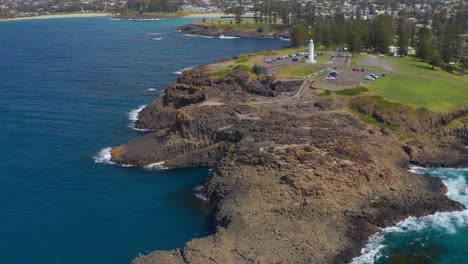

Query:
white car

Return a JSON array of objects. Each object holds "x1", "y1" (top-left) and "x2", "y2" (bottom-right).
[
  {"x1": 378, "y1": 54, "x2": 386, "y2": 57},
  {"x1": 364, "y1": 75, "x2": 374, "y2": 81},
  {"x1": 325, "y1": 76, "x2": 336, "y2": 80}
]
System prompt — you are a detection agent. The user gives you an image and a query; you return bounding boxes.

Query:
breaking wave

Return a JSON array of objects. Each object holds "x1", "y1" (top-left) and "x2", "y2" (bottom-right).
[
  {"x1": 146, "y1": 32, "x2": 160, "y2": 36},
  {"x1": 127, "y1": 105, "x2": 147, "y2": 131},
  {"x1": 173, "y1": 66, "x2": 194, "y2": 75},
  {"x1": 219, "y1": 34, "x2": 239, "y2": 39},
  {"x1": 193, "y1": 185, "x2": 209, "y2": 202},
  {"x1": 93, "y1": 147, "x2": 115, "y2": 165},
  {"x1": 147, "y1": 88, "x2": 156, "y2": 92},
  {"x1": 144, "y1": 162, "x2": 167, "y2": 170},
  {"x1": 352, "y1": 166, "x2": 468, "y2": 263},
  {"x1": 182, "y1": 34, "x2": 215, "y2": 39},
  {"x1": 93, "y1": 147, "x2": 134, "y2": 167},
  {"x1": 152, "y1": 38, "x2": 163, "y2": 41}
]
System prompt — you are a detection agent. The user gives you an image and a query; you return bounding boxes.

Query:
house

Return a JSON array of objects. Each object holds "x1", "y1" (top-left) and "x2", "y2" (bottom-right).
[{"x1": 388, "y1": 45, "x2": 397, "y2": 56}]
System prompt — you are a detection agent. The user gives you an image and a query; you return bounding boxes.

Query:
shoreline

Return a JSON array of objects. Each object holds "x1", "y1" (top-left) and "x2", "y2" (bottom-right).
[
  {"x1": 352, "y1": 165, "x2": 468, "y2": 263},
  {"x1": 183, "y1": 12, "x2": 226, "y2": 18},
  {"x1": 108, "y1": 62, "x2": 467, "y2": 263},
  {"x1": 0, "y1": 13, "x2": 111, "y2": 22}
]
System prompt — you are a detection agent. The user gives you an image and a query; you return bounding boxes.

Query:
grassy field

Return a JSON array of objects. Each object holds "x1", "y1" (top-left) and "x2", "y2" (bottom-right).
[
  {"x1": 275, "y1": 65, "x2": 321, "y2": 79},
  {"x1": 196, "y1": 18, "x2": 285, "y2": 32},
  {"x1": 384, "y1": 56, "x2": 467, "y2": 81},
  {"x1": 365, "y1": 74, "x2": 468, "y2": 112}
]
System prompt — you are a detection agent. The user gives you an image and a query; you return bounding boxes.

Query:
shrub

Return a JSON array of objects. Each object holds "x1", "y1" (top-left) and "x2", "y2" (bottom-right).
[
  {"x1": 335, "y1": 87, "x2": 368, "y2": 96},
  {"x1": 318, "y1": 90, "x2": 332, "y2": 96},
  {"x1": 257, "y1": 27, "x2": 264, "y2": 33}
]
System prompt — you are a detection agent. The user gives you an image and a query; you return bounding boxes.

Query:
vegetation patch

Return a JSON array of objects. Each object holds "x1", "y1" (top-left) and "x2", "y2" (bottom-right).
[
  {"x1": 212, "y1": 64, "x2": 254, "y2": 78},
  {"x1": 235, "y1": 57, "x2": 250, "y2": 63},
  {"x1": 365, "y1": 74, "x2": 468, "y2": 112},
  {"x1": 318, "y1": 90, "x2": 332, "y2": 96},
  {"x1": 349, "y1": 96, "x2": 422, "y2": 131},
  {"x1": 335, "y1": 87, "x2": 368, "y2": 96}
]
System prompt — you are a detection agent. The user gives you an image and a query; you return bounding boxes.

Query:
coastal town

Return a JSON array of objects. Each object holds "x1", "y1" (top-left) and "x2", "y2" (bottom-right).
[
  {"x1": 0, "y1": 0, "x2": 463, "y2": 20},
  {"x1": 1, "y1": 0, "x2": 468, "y2": 263}
]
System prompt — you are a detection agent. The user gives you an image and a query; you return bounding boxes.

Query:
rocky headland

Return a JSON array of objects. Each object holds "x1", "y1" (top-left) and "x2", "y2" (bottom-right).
[
  {"x1": 109, "y1": 66, "x2": 468, "y2": 263},
  {"x1": 177, "y1": 24, "x2": 290, "y2": 39}
]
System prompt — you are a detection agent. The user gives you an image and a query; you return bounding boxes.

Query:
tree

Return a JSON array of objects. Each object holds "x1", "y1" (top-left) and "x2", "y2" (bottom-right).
[
  {"x1": 371, "y1": 14, "x2": 394, "y2": 54},
  {"x1": 428, "y1": 40, "x2": 443, "y2": 70},
  {"x1": 416, "y1": 27, "x2": 432, "y2": 61},
  {"x1": 396, "y1": 19, "x2": 410, "y2": 57},
  {"x1": 232, "y1": 5, "x2": 244, "y2": 24},
  {"x1": 290, "y1": 20, "x2": 310, "y2": 47}
]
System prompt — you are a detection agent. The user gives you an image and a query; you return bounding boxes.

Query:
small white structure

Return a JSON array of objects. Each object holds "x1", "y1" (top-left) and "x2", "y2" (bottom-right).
[{"x1": 307, "y1": 39, "x2": 316, "y2": 64}]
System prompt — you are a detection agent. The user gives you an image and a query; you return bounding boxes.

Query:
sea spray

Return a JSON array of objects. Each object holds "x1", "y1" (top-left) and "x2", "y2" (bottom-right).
[
  {"x1": 94, "y1": 147, "x2": 115, "y2": 165},
  {"x1": 352, "y1": 167, "x2": 468, "y2": 264},
  {"x1": 144, "y1": 162, "x2": 167, "y2": 171},
  {"x1": 127, "y1": 105, "x2": 147, "y2": 131},
  {"x1": 219, "y1": 34, "x2": 240, "y2": 39},
  {"x1": 173, "y1": 66, "x2": 194, "y2": 75},
  {"x1": 94, "y1": 147, "x2": 134, "y2": 167}
]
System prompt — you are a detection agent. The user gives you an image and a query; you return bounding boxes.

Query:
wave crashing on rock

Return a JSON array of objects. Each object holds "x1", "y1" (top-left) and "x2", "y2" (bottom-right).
[{"x1": 352, "y1": 166, "x2": 468, "y2": 264}]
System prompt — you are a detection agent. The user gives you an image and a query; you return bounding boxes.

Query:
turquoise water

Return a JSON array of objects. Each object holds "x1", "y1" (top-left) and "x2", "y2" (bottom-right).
[
  {"x1": 0, "y1": 17, "x2": 286, "y2": 264},
  {"x1": 353, "y1": 167, "x2": 468, "y2": 264}
]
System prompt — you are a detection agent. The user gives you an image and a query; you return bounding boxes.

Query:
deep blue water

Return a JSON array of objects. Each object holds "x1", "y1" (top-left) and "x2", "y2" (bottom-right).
[{"x1": 0, "y1": 17, "x2": 286, "y2": 264}]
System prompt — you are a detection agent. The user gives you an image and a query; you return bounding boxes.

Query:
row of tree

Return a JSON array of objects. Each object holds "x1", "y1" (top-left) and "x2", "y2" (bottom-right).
[
  {"x1": 126, "y1": 0, "x2": 180, "y2": 13},
  {"x1": 273, "y1": 2, "x2": 466, "y2": 72}
]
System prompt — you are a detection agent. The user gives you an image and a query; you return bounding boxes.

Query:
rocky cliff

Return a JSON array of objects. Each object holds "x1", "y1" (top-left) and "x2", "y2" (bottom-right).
[
  {"x1": 178, "y1": 24, "x2": 290, "y2": 39},
  {"x1": 110, "y1": 69, "x2": 468, "y2": 264}
]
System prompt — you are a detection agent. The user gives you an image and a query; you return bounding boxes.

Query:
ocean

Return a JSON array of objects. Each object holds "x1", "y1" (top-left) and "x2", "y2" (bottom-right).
[
  {"x1": 353, "y1": 167, "x2": 468, "y2": 264},
  {"x1": 0, "y1": 17, "x2": 286, "y2": 264}
]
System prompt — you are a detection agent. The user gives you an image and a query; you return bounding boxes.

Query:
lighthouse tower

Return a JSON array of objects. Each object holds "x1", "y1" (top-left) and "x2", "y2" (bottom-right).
[{"x1": 307, "y1": 39, "x2": 316, "y2": 64}]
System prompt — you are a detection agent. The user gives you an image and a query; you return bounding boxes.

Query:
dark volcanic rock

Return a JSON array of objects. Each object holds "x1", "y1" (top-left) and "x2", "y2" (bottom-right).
[
  {"x1": 177, "y1": 24, "x2": 290, "y2": 39},
  {"x1": 111, "y1": 68, "x2": 468, "y2": 264}
]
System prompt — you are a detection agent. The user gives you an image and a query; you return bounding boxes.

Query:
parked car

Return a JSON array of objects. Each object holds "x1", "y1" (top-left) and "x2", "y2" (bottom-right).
[
  {"x1": 292, "y1": 58, "x2": 299, "y2": 62},
  {"x1": 325, "y1": 76, "x2": 336, "y2": 80},
  {"x1": 364, "y1": 75, "x2": 374, "y2": 81},
  {"x1": 370, "y1": 73, "x2": 380, "y2": 79},
  {"x1": 379, "y1": 54, "x2": 386, "y2": 57}
]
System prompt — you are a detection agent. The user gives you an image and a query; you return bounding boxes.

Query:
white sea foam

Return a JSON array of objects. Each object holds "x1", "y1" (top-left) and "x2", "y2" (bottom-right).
[
  {"x1": 152, "y1": 37, "x2": 163, "y2": 41},
  {"x1": 219, "y1": 34, "x2": 239, "y2": 39},
  {"x1": 94, "y1": 147, "x2": 115, "y2": 165},
  {"x1": 182, "y1": 34, "x2": 215, "y2": 39},
  {"x1": 144, "y1": 162, "x2": 167, "y2": 170},
  {"x1": 173, "y1": 66, "x2": 194, "y2": 75},
  {"x1": 195, "y1": 193, "x2": 209, "y2": 202},
  {"x1": 127, "y1": 105, "x2": 147, "y2": 131},
  {"x1": 280, "y1": 37, "x2": 290, "y2": 41},
  {"x1": 146, "y1": 32, "x2": 160, "y2": 36},
  {"x1": 93, "y1": 147, "x2": 135, "y2": 167},
  {"x1": 352, "y1": 167, "x2": 468, "y2": 264},
  {"x1": 147, "y1": 88, "x2": 156, "y2": 92}
]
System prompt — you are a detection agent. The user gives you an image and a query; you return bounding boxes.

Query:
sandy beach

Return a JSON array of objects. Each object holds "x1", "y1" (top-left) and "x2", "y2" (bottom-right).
[
  {"x1": 183, "y1": 12, "x2": 228, "y2": 18},
  {"x1": 0, "y1": 13, "x2": 111, "y2": 22}
]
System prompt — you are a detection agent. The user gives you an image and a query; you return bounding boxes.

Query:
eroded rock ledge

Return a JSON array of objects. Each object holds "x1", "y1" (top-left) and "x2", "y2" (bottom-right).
[
  {"x1": 110, "y1": 69, "x2": 468, "y2": 264},
  {"x1": 178, "y1": 24, "x2": 290, "y2": 39}
]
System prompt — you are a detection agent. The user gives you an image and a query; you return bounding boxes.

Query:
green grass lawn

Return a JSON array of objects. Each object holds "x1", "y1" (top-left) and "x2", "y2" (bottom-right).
[
  {"x1": 366, "y1": 74, "x2": 468, "y2": 112},
  {"x1": 275, "y1": 64, "x2": 321, "y2": 79},
  {"x1": 384, "y1": 56, "x2": 467, "y2": 82}
]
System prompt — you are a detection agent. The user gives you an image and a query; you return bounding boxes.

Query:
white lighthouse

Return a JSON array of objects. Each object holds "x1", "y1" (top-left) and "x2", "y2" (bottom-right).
[{"x1": 307, "y1": 39, "x2": 316, "y2": 64}]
